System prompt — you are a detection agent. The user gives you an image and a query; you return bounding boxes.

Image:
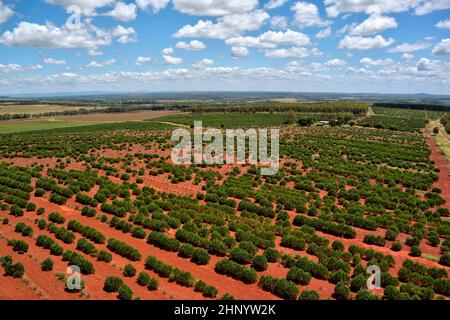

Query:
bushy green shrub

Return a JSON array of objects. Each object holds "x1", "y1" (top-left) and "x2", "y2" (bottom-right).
[
  {"x1": 191, "y1": 248, "x2": 211, "y2": 265},
  {"x1": 48, "y1": 212, "x2": 65, "y2": 224},
  {"x1": 148, "y1": 278, "x2": 159, "y2": 291},
  {"x1": 118, "y1": 284, "x2": 133, "y2": 300},
  {"x1": 259, "y1": 276, "x2": 299, "y2": 300},
  {"x1": 214, "y1": 259, "x2": 257, "y2": 284},
  {"x1": 137, "y1": 272, "x2": 151, "y2": 286},
  {"x1": 252, "y1": 255, "x2": 268, "y2": 272},
  {"x1": 97, "y1": 250, "x2": 112, "y2": 263},
  {"x1": 107, "y1": 239, "x2": 141, "y2": 261},
  {"x1": 287, "y1": 267, "x2": 312, "y2": 285},
  {"x1": 179, "y1": 243, "x2": 195, "y2": 258},
  {"x1": 298, "y1": 290, "x2": 319, "y2": 300},
  {"x1": 263, "y1": 248, "x2": 280, "y2": 263},
  {"x1": 333, "y1": 282, "x2": 351, "y2": 300},
  {"x1": 123, "y1": 264, "x2": 136, "y2": 277},
  {"x1": 41, "y1": 258, "x2": 54, "y2": 271},
  {"x1": 103, "y1": 276, "x2": 123, "y2": 293}
]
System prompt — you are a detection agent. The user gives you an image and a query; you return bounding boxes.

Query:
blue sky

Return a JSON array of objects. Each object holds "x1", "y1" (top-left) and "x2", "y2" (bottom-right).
[{"x1": 0, "y1": 0, "x2": 449, "y2": 95}]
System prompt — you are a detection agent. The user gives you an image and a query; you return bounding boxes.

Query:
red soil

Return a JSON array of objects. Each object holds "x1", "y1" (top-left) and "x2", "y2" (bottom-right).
[
  {"x1": 425, "y1": 127, "x2": 450, "y2": 210},
  {"x1": 28, "y1": 196, "x2": 278, "y2": 300}
]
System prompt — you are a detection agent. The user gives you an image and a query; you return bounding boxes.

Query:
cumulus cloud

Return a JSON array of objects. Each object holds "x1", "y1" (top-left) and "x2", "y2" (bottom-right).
[
  {"x1": 265, "y1": 0, "x2": 288, "y2": 10},
  {"x1": 106, "y1": 2, "x2": 137, "y2": 21},
  {"x1": 291, "y1": 2, "x2": 331, "y2": 28},
  {"x1": 136, "y1": 0, "x2": 170, "y2": 13},
  {"x1": 388, "y1": 40, "x2": 432, "y2": 53},
  {"x1": 436, "y1": 19, "x2": 450, "y2": 30},
  {"x1": 0, "y1": 22, "x2": 111, "y2": 49},
  {"x1": 44, "y1": 0, "x2": 115, "y2": 16},
  {"x1": 174, "y1": 10, "x2": 270, "y2": 39},
  {"x1": 175, "y1": 40, "x2": 207, "y2": 51},
  {"x1": 270, "y1": 16, "x2": 288, "y2": 30},
  {"x1": 432, "y1": 39, "x2": 450, "y2": 55},
  {"x1": 324, "y1": 59, "x2": 346, "y2": 66},
  {"x1": 0, "y1": 1, "x2": 13, "y2": 24},
  {"x1": 350, "y1": 14, "x2": 398, "y2": 36},
  {"x1": 324, "y1": 0, "x2": 450, "y2": 17},
  {"x1": 339, "y1": 35, "x2": 395, "y2": 50},
  {"x1": 44, "y1": 58, "x2": 67, "y2": 65},
  {"x1": 136, "y1": 56, "x2": 151, "y2": 65},
  {"x1": 414, "y1": 0, "x2": 450, "y2": 15},
  {"x1": 162, "y1": 47, "x2": 174, "y2": 55},
  {"x1": 87, "y1": 58, "x2": 117, "y2": 68},
  {"x1": 172, "y1": 0, "x2": 258, "y2": 16},
  {"x1": 0, "y1": 63, "x2": 42, "y2": 73},
  {"x1": 226, "y1": 29, "x2": 311, "y2": 48},
  {"x1": 402, "y1": 53, "x2": 415, "y2": 60},
  {"x1": 265, "y1": 47, "x2": 322, "y2": 58},
  {"x1": 231, "y1": 47, "x2": 249, "y2": 58},
  {"x1": 316, "y1": 27, "x2": 332, "y2": 39},
  {"x1": 192, "y1": 58, "x2": 214, "y2": 69},
  {"x1": 163, "y1": 54, "x2": 182, "y2": 65},
  {"x1": 112, "y1": 25, "x2": 138, "y2": 43},
  {"x1": 360, "y1": 57, "x2": 394, "y2": 67}
]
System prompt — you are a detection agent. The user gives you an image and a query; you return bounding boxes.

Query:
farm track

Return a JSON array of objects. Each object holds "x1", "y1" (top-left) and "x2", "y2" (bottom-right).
[{"x1": 425, "y1": 127, "x2": 450, "y2": 210}]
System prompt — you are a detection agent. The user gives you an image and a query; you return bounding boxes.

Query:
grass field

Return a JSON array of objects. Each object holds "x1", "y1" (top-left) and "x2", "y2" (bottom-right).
[
  {"x1": 154, "y1": 113, "x2": 295, "y2": 128},
  {"x1": 0, "y1": 104, "x2": 103, "y2": 115},
  {"x1": 0, "y1": 120, "x2": 109, "y2": 134},
  {"x1": 0, "y1": 110, "x2": 180, "y2": 134}
]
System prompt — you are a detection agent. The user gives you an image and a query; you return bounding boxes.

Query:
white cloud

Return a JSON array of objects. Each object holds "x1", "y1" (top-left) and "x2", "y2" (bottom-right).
[
  {"x1": 350, "y1": 14, "x2": 397, "y2": 36},
  {"x1": 87, "y1": 59, "x2": 117, "y2": 68},
  {"x1": 414, "y1": 0, "x2": 450, "y2": 15},
  {"x1": 436, "y1": 19, "x2": 450, "y2": 30},
  {"x1": 0, "y1": 22, "x2": 111, "y2": 49},
  {"x1": 0, "y1": 63, "x2": 42, "y2": 73},
  {"x1": 112, "y1": 25, "x2": 138, "y2": 43},
  {"x1": 0, "y1": 1, "x2": 13, "y2": 24},
  {"x1": 226, "y1": 29, "x2": 311, "y2": 48},
  {"x1": 324, "y1": 59, "x2": 346, "y2": 66},
  {"x1": 44, "y1": 58, "x2": 67, "y2": 65},
  {"x1": 88, "y1": 49, "x2": 103, "y2": 56},
  {"x1": 163, "y1": 55, "x2": 182, "y2": 65},
  {"x1": 324, "y1": 0, "x2": 450, "y2": 17},
  {"x1": 192, "y1": 58, "x2": 214, "y2": 69},
  {"x1": 172, "y1": 0, "x2": 258, "y2": 16},
  {"x1": 416, "y1": 57, "x2": 446, "y2": 71},
  {"x1": 265, "y1": 47, "x2": 322, "y2": 58},
  {"x1": 402, "y1": 53, "x2": 415, "y2": 60},
  {"x1": 231, "y1": 47, "x2": 249, "y2": 58},
  {"x1": 44, "y1": 0, "x2": 115, "y2": 16},
  {"x1": 226, "y1": 36, "x2": 276, "y2": 48},
  {"x1": 260, "y1": 30, "x2": 311, "y2": 46},
  {"x1": 136, "y1": 0, "x2": 170, "y2": 13},
  {"x1": 162, "y1": 47, "x2": 174, "y2": 55},
  {"x1": 388, "y1": 40, "x2": 432, "y2": 53},
  {"x1": 107, "y1": 2, "x2": 137, "y2": 22},
  {"x1": 270, "y1": 16, "x2": 288, "y2": 30},
  {"x1": 175, "y1": 40, "x2": 207, "y2": 51},
  {"x1": 136, "y1": 56, "x2": 151, "y2": 65},
  {"x1": 265, "y1": 0, "x2": 287, "y2": 10},
  {"x1": 316, "y1": 27, "x2": 332, "y2": 39},
  {"x1": 339, "y1": 35, "x2": 395, "y2": 50},
  {"x1": 174, "y1": 10, "x2": 270, "y2": 39},
  {"x1": 432, "y1": 39, "x2": 450, "y2": 55},
  {"x1": 291, "y1": 2, "x2": 332, "y2": 28},
  {"x1": 360, "y1": 57, "x2": 394, "y2": 67},
  {"x1": 324, "y1": 0, "x2": 413, "y2": 17}
]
